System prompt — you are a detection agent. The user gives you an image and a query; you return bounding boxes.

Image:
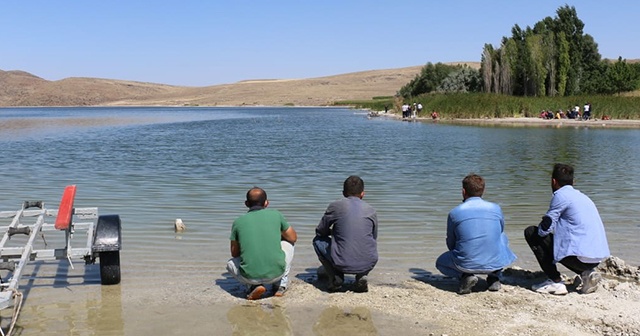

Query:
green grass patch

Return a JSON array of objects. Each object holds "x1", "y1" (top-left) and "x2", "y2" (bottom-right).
[
  {"x1": 333, "y1": 98, "x2": 394, "y2": 111},
  {"x1": 337, "y1": 93, "x2": 640, "y2": 119}
]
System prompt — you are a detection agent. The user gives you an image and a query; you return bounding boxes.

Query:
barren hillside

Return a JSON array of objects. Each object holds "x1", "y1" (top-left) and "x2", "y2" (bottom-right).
[{"x1": 0, "y1": 63, "x2": 478, "y2": 107}]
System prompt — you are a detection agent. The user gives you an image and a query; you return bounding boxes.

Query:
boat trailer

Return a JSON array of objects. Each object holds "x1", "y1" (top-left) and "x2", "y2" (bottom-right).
[{"x1": 0, "y1": 185, "x2": 121, "y2": 333}]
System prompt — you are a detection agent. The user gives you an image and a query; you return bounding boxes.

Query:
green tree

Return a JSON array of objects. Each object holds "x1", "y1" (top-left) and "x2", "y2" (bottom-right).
[
  {"x1": 608, "y1": 57, "x2": 636, "y2": 94},
  {"x1": 554, "y1": 5, "x2": 586, "y2": 94},
  {"x1": 480, "y1": 44, "x2": 494, "y2": 93},
  {"x1": 526, "y1": 33, "x2": 547, "y2": 96},
  {"x1": 556, "y1": 31, "x2": 570, "y2": 96},
  {"x1": 437, "y1": 66, "x2": 482, "y2": 93},
  {"x1": 398, "y1": 62, "x2": 461, "y2": 98}
]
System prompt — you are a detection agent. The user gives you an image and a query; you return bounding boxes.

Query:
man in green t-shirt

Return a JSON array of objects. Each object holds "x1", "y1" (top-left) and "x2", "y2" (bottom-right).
[{"x1": 227, "y1": 187, "x2": 297, "y2": 300}]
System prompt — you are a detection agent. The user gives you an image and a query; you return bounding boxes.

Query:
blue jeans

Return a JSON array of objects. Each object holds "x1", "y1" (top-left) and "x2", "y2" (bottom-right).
[
  {"x1": 226, "y1": 241, "x2": 294, "y2": 289},
  {"x1": 436, "y1": 251, "x2": 501, "y2": 279}
]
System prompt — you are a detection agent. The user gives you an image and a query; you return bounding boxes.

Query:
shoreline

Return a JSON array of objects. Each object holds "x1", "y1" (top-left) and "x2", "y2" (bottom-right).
[
  {"x1": 376, "y1": 112, "x2": 640, "y2": 129},
  {"x1": 219, "y1": 257, "x2": 640, "y2": 335}
]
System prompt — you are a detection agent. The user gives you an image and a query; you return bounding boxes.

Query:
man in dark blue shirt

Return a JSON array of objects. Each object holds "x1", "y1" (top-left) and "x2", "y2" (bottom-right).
[{"x1": 313, "y1": 176, "x2": 378, "y2": 292}]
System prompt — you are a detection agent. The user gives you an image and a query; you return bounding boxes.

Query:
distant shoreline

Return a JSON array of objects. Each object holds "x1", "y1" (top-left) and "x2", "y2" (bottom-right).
[{"x1": 380, "y1": 113, "x2": 640, "y2": 129}]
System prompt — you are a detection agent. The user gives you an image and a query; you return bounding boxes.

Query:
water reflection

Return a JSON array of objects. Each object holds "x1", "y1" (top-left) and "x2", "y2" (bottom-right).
[
  {"x1": 90, "y1": 285, "x2": 124, "y2": 335},
  {"x1": 227, "y1": 303, "x2": 293, "y2": 336},
  {"x1": 313, "y1": 306, "x2": 377, "y2": 336}
]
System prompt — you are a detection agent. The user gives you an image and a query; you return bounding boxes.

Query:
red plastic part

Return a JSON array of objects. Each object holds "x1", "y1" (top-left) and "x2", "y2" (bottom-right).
[{"x1": 55, "y1": 185, "x2": 77, "y2": 230}]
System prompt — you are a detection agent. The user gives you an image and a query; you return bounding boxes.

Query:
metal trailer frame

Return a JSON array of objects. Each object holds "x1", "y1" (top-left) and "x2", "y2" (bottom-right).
[{"x1": 0, "y1": 186, "x2": 122, "y2": 314}]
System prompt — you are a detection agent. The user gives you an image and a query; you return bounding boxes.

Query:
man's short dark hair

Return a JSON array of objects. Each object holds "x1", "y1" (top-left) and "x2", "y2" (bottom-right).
[
  {"x1": 552, "y1": 163, "x2": 574, "y2": 186},
  {"x1": 246, "y1": 187, "x2": 267, "y2": 207},
  {"x1": 462, "y1": 174, "x2": 485, "y2": 197},
  {"x1": 343, "y1": 175, "x2": 364, "y2": 196}
]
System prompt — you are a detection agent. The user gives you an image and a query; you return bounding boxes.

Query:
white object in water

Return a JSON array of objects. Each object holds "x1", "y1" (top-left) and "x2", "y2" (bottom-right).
[{"x1": 174, "y1": 218, "x2": 186, "y2": 232}]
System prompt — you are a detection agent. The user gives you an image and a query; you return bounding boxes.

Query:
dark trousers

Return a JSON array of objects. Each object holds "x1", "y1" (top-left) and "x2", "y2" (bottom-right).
[{"x1": 524, "y1": 226, "x2": 599, "y2": 280}]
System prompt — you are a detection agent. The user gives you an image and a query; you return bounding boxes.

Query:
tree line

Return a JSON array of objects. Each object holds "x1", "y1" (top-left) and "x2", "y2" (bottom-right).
[{"x1": 399, "y1": 5, "x2": 640, "y2": 99}]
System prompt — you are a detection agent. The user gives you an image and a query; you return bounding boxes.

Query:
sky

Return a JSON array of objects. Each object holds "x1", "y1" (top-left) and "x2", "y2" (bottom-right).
[{"x1": 2, "y1": 1, "x2": 639, "y2": 87}]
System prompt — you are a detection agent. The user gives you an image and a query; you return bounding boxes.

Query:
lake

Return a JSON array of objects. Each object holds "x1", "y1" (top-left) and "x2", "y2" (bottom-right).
[{"x1": 0, "y1": 106, "x2": 638, "y2": 333}]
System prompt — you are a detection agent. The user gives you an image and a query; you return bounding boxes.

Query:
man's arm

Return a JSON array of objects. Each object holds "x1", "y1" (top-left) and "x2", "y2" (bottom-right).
[
  {"x1": 315, "y1": 205, "x2": 334, "y2": 237},
  {"x1": 230, "y1": 240, "x2": 240, "y2": 258},
  {"x1": 539, "y1": 193, "x2": 567, "y2": 236},
  {"x1": 445, "y1": 214, "x2": 456, "y2": 251},
  {"x1": 281, "y1": 226, "x2": 297, "y2": 245}
]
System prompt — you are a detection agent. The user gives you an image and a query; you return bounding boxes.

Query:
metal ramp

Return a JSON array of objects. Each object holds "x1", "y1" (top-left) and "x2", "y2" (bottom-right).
[{"x1": 0, "y1": 186, "x2": 121, "y2": 335}]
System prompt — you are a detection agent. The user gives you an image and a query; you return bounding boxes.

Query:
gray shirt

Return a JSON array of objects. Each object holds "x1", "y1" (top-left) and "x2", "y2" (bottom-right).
[{"x1": 315, "y1": 196, "x2": 378, "y2": 273}]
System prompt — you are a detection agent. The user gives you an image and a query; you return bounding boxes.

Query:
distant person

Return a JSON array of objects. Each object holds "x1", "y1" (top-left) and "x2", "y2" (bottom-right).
[
  {"x1": 525, "y1": 164, "x2": 610, "y2": 295},
  {"x1": 417, "y1": 103, "x2": 423, "y2": 115},
  {"x1": 436, "y1": 174, "x2": 517, "y2": 294},
  {"x1": 227, "y1": 187, "x2": 297, "y2": 300},
  {"x1": 583, "y1": 102, "x2": 591, "y2": 120},
  {"x1": 431, "y1": 111, "x2": 439, "y2": 120},
  {"x1": 546, "y1": 110, "x2": 554, "y2": 120},
  {"x1": 313, "y1": 176, "x2": 378, "y2": 293},
  {"x1": 402, "y1": 104, "x2": 409, "y2": 118}
]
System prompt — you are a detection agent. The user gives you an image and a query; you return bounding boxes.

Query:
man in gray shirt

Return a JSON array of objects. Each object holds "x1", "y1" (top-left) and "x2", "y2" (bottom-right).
[{"x1": 313, "y1": 175, "x2": 378, "y2": 292}]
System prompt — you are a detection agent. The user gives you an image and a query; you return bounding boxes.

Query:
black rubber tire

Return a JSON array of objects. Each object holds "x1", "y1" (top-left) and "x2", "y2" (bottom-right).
[{"x1": 99, "y1": 251, "x2": 121, "y2": 285}]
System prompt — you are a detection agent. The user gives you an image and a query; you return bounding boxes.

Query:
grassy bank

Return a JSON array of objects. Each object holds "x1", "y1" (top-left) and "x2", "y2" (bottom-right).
[
  {"x1": 333, "y1": 96, "x2": 394, "y2": 112},
  {"x1": 336, "y1": 93, "x2": 640, "y2": 120}
]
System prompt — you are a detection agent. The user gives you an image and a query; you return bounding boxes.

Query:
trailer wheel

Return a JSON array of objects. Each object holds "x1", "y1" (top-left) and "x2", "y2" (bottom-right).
[{"x1": 99, "y1": 251, "x2": 121, "y2": 285}]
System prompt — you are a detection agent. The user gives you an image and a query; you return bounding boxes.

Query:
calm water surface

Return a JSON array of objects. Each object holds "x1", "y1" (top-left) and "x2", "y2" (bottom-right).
[{"x1": 1, "y1": 107, "x2": 639, "y2": 333}]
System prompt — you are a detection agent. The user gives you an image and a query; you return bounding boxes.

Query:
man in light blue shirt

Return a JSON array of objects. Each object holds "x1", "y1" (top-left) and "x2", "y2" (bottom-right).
[
  {"x1": 525, "y1": 163, "x2": 610, "y2": 295},
  {"x1": 436, "y1": 174, "x2": 517, "y2": 294}
]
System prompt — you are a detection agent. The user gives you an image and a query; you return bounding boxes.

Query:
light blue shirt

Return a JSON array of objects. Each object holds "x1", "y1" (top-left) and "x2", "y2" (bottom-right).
[
  {"x1": 446, "y1": 197, "x2": 516, "y2": 272},
  {"x1": 539, "y1": 185, "x2": 610, "y2": 263}
]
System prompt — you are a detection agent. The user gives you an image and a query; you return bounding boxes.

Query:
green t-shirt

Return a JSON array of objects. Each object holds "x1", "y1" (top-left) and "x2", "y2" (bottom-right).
[{"x1": 230, "y1": 208, "x2": 290, "y2": 280}]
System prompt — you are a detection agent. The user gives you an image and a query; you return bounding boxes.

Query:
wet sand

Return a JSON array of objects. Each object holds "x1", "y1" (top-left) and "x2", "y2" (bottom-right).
[{"x1": 5, "y1": 256, "x2": 639, "y2": 335}]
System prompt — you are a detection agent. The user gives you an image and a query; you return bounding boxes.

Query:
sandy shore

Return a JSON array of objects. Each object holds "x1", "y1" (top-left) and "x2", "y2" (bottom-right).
[
  {"x1": 367, "y1": 110, "x2": 640, "y2": 129},
  {"x1": 9, "y1": 255, "x2": 639, "y2": 336},
  {"x1": 440, "y1": 117, "x2": 640, "y2": 129},
  {"x1": 382, "y1": 113, "x2": 640, "y2": 129},
  {"x1": 228, "y1": 256, "x2": 640, "y2": 336}
]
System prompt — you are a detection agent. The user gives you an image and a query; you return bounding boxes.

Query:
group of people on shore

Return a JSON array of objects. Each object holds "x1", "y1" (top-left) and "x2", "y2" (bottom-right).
[
  {"x1": 226, "y1": 164, "x2": 609, "y2": 300},
  {"x1": 401, "y1": 103, "x2": 422, "y2": 119},
  {"x1": 540, "y1": 103, "x2": 593, "y2": 120}
]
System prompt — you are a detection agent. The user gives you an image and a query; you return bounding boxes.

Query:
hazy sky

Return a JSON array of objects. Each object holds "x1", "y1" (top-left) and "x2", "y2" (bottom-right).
[{"x1": 3, "y1": 1, "x2": 638, "y2": 87}]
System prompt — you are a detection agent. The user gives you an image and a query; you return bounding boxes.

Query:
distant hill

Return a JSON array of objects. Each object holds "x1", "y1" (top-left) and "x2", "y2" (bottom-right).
[{"x1": 0, "y1": 62, "x2": 481, "y2": 107}]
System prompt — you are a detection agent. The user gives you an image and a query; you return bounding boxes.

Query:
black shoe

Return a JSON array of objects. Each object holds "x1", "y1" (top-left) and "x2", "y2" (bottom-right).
[
  {"x1": 328, "y1": 275, "x2": 344, "y2": 292},
  {"x1": 487, "y1": 276, "x2": 502, "y2": 292},
  {"x1": 318, "y1": 260, "x2": 343, "y2": 292},
  {"x1": 458, "y1": 274, "x2": 478, "y2": 295},
  {"x1": 353, "y1": 275, "x2": 369, "y2": 293}
]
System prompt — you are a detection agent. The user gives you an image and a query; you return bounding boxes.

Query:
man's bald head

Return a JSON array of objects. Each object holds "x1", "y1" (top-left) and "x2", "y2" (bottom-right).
[{"x1": 245, "y1": 187, "x2": 268, "y2": 208}]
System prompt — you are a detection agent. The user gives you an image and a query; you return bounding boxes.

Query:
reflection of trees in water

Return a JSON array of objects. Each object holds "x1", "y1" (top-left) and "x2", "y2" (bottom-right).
[
  {"x1": 313, "y1": 306, "x2": 377, "y2": 336},
  {"x1": 227, "y1": 303, "x2": 293, "y2": 336}
]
